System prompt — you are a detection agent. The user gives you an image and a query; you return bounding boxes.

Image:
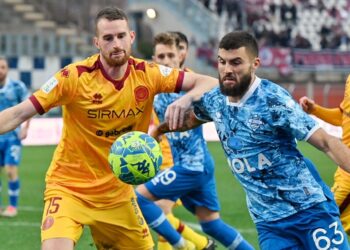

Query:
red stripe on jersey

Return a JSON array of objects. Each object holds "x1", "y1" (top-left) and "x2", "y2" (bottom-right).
[
  {"x1": 129, "y1": 58, "x2": 146, "y2": 72},
  {"x1": 175, "y1": 71, "x2": 184, "y2": 93},
  {"x1": 97, "y1": 56, "x2": 131, "y2": 91},
  {"x1": 76, "y1": 61, "x2": 98, "y2": 77},
  {"x1": 29, "y1": 95, "x2": 45, "y2": 115}
]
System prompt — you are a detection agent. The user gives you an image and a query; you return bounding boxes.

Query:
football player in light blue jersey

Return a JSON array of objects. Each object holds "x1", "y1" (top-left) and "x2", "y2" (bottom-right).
[
  {"x1": 136, "y1": 32, "x2": 254, "y2": 250},
  {"x1": 154, "y1": 31, "x2": 350, "y2": 249},
  {"x1": 0, "y1": 56, "x2": 30, "y2": 217}
]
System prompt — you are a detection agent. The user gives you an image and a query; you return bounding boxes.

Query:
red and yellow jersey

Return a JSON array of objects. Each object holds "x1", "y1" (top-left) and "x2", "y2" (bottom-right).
[
  {"x1": 340, "y1": 75, "x2": 350, "y2": 146},
  {"x1": 151, "y1": 109, "x2": 174, "y2": 170},
  {"x1": 29, "y1": 54, "x2": 184, "y2": 208}
]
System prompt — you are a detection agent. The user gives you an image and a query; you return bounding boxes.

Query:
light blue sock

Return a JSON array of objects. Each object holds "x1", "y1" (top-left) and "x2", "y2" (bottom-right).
[
  {"x1": 200, "y1": 218, "x2": 255, "y2": 250},
  {"x1": 8, "y1": 179, "x2": 20, "y2": 207},
  {"x1": 136, "y1": 191, "x2": 182, "y2": 245}
]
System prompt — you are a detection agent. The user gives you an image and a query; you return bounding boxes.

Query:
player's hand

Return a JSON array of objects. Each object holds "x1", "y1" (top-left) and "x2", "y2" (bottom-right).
[
  {"x1": 299, "y1": 96, "x2": 315, "y2": 114},
  {"x1": 165, "y1": 95, "x2": 193, "y2": 130},
  {"x1": 20, "y1": 127, "x2": 28, "y2": 140}
]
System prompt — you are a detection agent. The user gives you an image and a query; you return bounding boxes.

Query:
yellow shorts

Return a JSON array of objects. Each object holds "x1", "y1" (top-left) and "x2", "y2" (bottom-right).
[
  {"x1": 332, "y1": 167, "x2": 350, "y2": 234},
  {"x1": 41, "y1": 191, "x2": 153, "y2": 250}
]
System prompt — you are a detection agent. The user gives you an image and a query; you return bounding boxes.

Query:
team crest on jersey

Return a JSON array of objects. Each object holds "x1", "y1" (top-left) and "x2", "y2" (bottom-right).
[
  {"x1": 60, "y1": 68, "x2": 70, "y2": 78},
  {"x1": 92, "y1": 93, "x2": 103, "y2": 104},
  {"x1": 41, "y1": 216, "x2": 54, "y2": 230},
  {"x1": 134, "y1": 86, "x2": 149, "y2": 102},
  {"x1": 158, "y1": 64, "x2": 173, "y2": 77},
  {"x1": 41, "y1": 77, "x2": 59, "y2": 94},
  {"x1": 248, "y1": 115, "x2": 264, "y2": 131}
]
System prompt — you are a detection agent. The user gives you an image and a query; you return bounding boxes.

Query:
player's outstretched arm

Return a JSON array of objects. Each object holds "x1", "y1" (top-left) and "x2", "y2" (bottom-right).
[
  {"x1": 307, "y1": 128, "x2": 350, "y2": 173},
  {"x1": 299, "y1": 96, "x2": 342, "y2": 126},
  {"x1": 0, "y1": 99, "x2": 37, "y2": 134},
  {"x1": 167, "y1": 72, "x2": 217, "y2": 130},
  {"x1": 151, "y1": 109, "x2": 204, "y2": 140}
]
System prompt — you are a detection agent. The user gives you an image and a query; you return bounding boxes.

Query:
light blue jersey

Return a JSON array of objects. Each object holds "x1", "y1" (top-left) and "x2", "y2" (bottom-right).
[
  {"x1": 0, "y1": 78, "x2": 29, "y2": 139},
  {"x1": 154, "y1": 92, "x2": 213, "y2": 173},
  {"x1": 193, "y1": 77, "x2": 327, "y2": 223},
  {"x1": 147, "y1": 91, "x2": 220, "y2": 213}
]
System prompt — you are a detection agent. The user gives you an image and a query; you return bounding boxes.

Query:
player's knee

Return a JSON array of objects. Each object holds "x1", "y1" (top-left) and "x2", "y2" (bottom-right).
[{"x1": 5, "y1": 166, "x2": 18, "y2": 180}]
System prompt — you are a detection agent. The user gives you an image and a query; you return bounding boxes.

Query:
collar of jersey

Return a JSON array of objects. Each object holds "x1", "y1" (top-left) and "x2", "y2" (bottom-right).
[
  {"x1": 97, "y1": 56, "x2": 131, "y2": 90},
  {"x1": 226, "y1": 76, "x2": 261, "y2": 107}
]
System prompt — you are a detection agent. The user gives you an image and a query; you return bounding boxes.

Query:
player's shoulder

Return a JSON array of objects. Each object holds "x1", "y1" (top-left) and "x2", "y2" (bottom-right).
[
  {"x1": 259, "y1": 78, "x2": 290, "y2": 97},
  {"x1": 57, "y1": 54, "x2": 100, "y2": 80},
  {"x1": 8, "y1": 78, "x2": 27, "y2": 89}
]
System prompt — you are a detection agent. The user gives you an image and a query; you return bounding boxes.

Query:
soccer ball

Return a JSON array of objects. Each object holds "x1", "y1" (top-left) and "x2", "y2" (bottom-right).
[{"x1": 108, "y1": 131, "x2": 163, "y2": 185}]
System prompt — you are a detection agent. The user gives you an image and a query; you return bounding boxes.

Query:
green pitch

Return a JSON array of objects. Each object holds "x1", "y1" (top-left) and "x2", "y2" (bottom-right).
[{"x1": 0, "y1": 142, "x2": 338, "y2": 249}]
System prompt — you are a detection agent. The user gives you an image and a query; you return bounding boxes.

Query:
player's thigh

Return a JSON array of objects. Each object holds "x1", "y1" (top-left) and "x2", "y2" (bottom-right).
[
  {"x1": 181, "y1": 170, "x2": 220, "y2": 214},
  {"x1": 41, "y1": 194, "x2": 85, "y2": 244},
  {"x1": 90, "y1": 197, "x2": 153, "y2": 250},
  {"x1": 144, "y1": 166, "x2": 200, "y2": 201}
]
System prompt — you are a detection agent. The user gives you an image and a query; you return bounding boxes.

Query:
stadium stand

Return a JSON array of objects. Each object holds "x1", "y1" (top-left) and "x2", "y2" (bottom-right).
[{"x1": 0, "y1": 0, "x2": 348, "y2": 107}]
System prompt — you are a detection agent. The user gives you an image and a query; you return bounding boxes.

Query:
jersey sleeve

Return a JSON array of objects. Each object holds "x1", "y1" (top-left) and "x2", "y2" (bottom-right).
[
  {"x1": 146, "y1": 63, "x2": 184, "y2": 94},
  {"x1": 29, "y1": 66, "x2": 78, "y2": 114},
  {"x1": 269, "y1": 88, "x2": 320, "y2": 141},
  {"x1": 311, "y1": 104, "x2": 342, "y2": 126}
]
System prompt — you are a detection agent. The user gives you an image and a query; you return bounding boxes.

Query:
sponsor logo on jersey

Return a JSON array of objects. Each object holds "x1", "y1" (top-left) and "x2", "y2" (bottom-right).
[
  {"x1": 134, "y1": 86, "x2": 149, "y2": 102},
  {"x1": 228, "y1": 153, "x2": 272, "y2": 174},
  {"x1": 158, "y1": 64, "x2": 173, "y2": 77},
  {"x1": 41, "y1": 77, "x2": 58, "y2": 94},
  {"x1": 60, "y1": 68, "x2": 70, "y2": 78},
  {"x1": 92, "y1": 93, "x2": 103, "y2": 104},
  {"x1": 87, "y1": 106, "x2": 144, "y2": 119},
  {"x1": 95, "y1": 125, "x2": 133, "y2": 138}
]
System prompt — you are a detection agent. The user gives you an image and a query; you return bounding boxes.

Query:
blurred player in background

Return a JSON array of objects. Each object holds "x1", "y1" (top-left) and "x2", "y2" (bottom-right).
[
  {"x1": 137, "y1": 32, "x2": 254, "y2": 250},
  {"x1": 154, "y1": 31, "x2": 350, "y2": 250},
  {"x1": 0, "y1": 56, "x2": 30, "y2": 217},
  {"x1": 0, "y1": 7, "x2": 218, "y2": 250},
  {"x1": 149, "y1": 32, "x2": 213, "y2": 250},
  {"x1": 300, "y1": 78, "x2": 350, "y2": 234},
  {"x1": 169, "y1": 31, "x2": 189, "y2": 70}
]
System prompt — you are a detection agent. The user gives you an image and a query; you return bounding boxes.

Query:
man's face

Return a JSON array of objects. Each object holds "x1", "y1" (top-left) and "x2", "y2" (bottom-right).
[
  {"x1": 153, "y1": 43, "x2": 180, "y2": 68},
  {"x1": 217, "y1": 47, "x2": 259, "y2": 98},
  {"x1": 0, "y1": 59, "x2": 8, "y2": 83},
  {"x1": 178, "y1": 41, "x2": 188, "y2": 67},
  {"x1": 94, "y1": 18, "x2": 135, "y2": 67}
]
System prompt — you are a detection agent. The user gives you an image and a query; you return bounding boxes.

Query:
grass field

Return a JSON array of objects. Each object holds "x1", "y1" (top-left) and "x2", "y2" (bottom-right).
[{"x1": 0, "y1": 141, "x2": 338, "y2": 249}]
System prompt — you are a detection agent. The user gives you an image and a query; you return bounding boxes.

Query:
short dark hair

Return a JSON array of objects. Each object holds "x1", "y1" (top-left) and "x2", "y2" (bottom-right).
[
  {"x1": 169, "y1": 31, "x2": 188, "y2": 46},
  {"x1": 95, "y1": 7, "x2": 129, "y2": 32},
  {"x1": 153, "y1": 32, "x2": 179, "y2": 52},
  {"x1": 219, "y1": 31, "x2": 258, "y2": 58}
]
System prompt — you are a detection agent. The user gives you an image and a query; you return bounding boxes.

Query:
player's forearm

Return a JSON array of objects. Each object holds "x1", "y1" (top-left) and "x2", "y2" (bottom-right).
[
  {"x1": 311, "y1": 104, "x2": 342, "y2": 126},
  {"x1": 187, "y1": 74, "x2": 218, "y2": 101},
  {"x1": 310, "y1": 130, "x2": 350, "y2": 173},
  {"x1": 0, "y1": 100, "x2": 36, "y2": 134},
  {"x1": 0, "y1": 107, "x2": 24, "y2": 134},
  {"x1": 325, "y1": 137, "x2": 350, "y2": 173},
  {"x1": 157, "y1": 110, "x2": 204, "y2": 135}
]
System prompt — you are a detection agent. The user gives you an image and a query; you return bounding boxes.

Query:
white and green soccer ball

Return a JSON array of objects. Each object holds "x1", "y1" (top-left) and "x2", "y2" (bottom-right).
[{"x1": 108, "y1": 131, "x2": 163, "y2": 185}]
